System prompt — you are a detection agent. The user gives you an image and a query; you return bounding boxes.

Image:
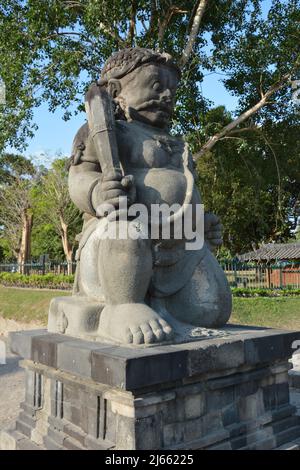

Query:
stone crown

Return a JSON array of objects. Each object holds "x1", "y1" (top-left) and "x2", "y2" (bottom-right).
[{"x1": 98, "y1": 47, "x2": 181, "y2": 85}]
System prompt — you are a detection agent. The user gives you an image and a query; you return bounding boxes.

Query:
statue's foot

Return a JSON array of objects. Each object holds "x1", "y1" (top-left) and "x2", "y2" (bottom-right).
[
  {"x1": 48, "y1": 296, "x2": 103, "y2": 337},
  {"x1": 98, "y1": 303, "x2": 174, "y2": 345}
]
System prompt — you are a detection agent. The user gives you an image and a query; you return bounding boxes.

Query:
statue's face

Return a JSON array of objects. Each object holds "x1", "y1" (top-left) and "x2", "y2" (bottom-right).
[{"x1": 117, "y1": 63, "x2": 179, "y2": 128}]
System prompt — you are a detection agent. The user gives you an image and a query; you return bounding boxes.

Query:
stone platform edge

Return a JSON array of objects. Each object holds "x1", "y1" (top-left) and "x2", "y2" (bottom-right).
[{"x1": 9, "y1": 326, "x2": 300, "y2": 391}]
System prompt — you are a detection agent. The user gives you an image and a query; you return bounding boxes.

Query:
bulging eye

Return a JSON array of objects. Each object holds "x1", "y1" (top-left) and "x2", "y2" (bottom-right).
[{"x1": 152, "y1": 81, "x2": 160, "y2": 91}]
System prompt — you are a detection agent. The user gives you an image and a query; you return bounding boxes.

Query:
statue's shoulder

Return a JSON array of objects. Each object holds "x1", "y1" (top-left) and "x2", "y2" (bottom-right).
[
  {"x1": 70, "y1": 122, "x2": 100, "y2": 166},
  {"x1": 72, "y1": 122, "x2": 89, "y2": 147},
  {"x1": 69, "y1": 123, "x2": 89, "y2": 165}
]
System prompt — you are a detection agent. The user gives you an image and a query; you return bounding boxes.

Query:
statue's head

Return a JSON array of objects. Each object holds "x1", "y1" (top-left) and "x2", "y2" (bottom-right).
[{"x1": 99, "y1": 47, "x2": 181, "y2": 129}]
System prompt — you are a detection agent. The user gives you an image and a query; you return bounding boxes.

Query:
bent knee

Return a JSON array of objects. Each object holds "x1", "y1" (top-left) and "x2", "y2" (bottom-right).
[
  {"x1": 187, "y1": 299, "x2": 232, "y2": 328},
  {"x1": 101, "y1": 220, "x2": 151, "y2": 252}
]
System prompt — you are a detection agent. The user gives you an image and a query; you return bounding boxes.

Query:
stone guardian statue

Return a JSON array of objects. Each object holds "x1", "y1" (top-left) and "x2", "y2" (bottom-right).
[{"x1": 48, "y1": 47, "x2": 232, "y2": 345}]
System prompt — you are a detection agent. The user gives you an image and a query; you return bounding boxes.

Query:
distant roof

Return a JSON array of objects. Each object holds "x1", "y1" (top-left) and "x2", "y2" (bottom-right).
[{"x1": 238, "y1": 243, "x2": 300, "y2": 262}]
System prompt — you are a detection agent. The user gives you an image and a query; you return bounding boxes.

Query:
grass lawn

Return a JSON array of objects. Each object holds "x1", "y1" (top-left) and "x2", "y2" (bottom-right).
[
  {"x1": 0, "y1": 286, "x2": 300, "y2": 330},
  {"x1": 0, "y1": 286, "x2": 70, "y2": 325},
  {"x1": 232, "y1": 297, "x2": 300, "y2": 330}
]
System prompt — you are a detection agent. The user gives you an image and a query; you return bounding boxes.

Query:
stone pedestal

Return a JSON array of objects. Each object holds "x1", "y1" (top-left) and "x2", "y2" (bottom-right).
[
  {"x1": 289, "y1": 350, "x2": 300, "y2": 389},
  {"x1": 1, "y1": 326, "x2": 300, "y2": 450}
]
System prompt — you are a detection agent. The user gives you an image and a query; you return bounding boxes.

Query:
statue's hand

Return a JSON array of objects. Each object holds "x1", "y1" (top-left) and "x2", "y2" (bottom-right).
[
  {"x1": 204, "y1": 212, "x2": 223, "y2": 252},
  {"x1": 92, "y1": 170, "x2": 136, "y2": 217}
]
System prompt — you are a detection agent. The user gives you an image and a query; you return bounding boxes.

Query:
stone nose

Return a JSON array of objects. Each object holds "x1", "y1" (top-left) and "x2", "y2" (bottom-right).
[{"x1": 160, "y1": 88, "x2": 172, "y2": 102}]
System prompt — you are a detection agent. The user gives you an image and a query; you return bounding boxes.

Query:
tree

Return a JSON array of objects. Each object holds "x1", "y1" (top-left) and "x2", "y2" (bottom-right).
[
  {"x1": 31, "y1": 223, "x2": 67, "y2": 261},
  {"x1": 0, "y1": 153, "x2": 36, "y2": 271},
  {"x1": 34, "y1": 157, "x2": 82, "y2": 273},
  {"x1": 195, "y1": 107, "x2": 300, "y2": 254},
  {"x1": 0, "y1": 1, "x2": 299, "y2": 150},
  {"x1": 0, "y1": 1, "x2": 299, "y2": 252}
]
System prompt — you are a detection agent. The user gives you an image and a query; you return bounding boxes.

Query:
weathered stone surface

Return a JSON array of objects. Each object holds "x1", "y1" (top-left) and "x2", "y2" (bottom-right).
[
  {"x1": 31, "y1": 334, "x2": 74, "y2": 368},
  {"x1": 8, "y1": 329, "x2": 48, "y2": 360},
  {"x1": 289, "y1": 370, "x2": 300, "y2": 389},
  {"x1": 57, "y1": 339, "x2": 111, "y2": 378},
  {"x1": 48, "y1": 47, "x2": 233, "y2": 346},
  {"x1": 289, "y1": 351, "x2": 300, "y2": 390},
  {"x1": 9, "y1": 327, "x2": 300, "y2": 391},
  {"x1": 2, "y1": 327, "x2": 300, "y2": 451},
  {"x1": 184, "y1": 393, "x2": 205, "y2": 420}
]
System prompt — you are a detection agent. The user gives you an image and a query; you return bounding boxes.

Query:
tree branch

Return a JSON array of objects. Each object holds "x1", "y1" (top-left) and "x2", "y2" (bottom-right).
[
  {"x1": 157, "y1": 5, "x2": 188, "y2": 51},
  {"x1": 179, "y1": 0, "x2": 208, "y2": 67},
  {"x1": 225, "y1": 126, "x2": 260, "y2": 136},
  {"x1": 193, "y1": 73, "x2": 291, "y2": 161},
  {"x1": 126, "y1": 0, "x2": 137, "y2": 46},
  {"x1": 62, "y1": 1, "x2": 85, "y2": 9},
  {"x1": 149, "y1": 0, "x2": 157, "y2": 36},
  {"x1": 98, "y1": 22, "x2": 126, "y2": 47}
]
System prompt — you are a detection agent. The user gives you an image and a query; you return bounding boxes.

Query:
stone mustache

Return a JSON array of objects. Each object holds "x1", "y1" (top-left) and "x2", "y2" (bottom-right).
[{"x1": 48, "y1": 47, "x2": 232, "y2": 345}]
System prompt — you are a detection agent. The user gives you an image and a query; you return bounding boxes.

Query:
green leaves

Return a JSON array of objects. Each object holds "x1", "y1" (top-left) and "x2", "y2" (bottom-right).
[
  {"x1": 0, "y1": 153, "x2": 82, "y2": 262},
  {"x1": 0, "y1": 1, "x2": 299, "y2": 256},
  {"x1": 196, "y1": 107, "x2": 300, "y2": 254}
]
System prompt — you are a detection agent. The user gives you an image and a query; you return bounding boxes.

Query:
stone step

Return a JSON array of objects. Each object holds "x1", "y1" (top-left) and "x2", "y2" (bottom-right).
[
  {"x1": 289, "y1": 371, "x2": 300, "y2": 389},
  {"x1": 270, "y1": 404, "x2": 297, "y2": 422},
  {"x1": 63, "y1": 436, "x2": 86, "y2": 450},
  {"x1": 18, "y1": 438, "x2": 43, "y2": 450},
  {"x1": 47, "y1": 423, "x2": 88, "y2": 449},
  {"x1": 1, "y1": 426, "x2": 44, "y2": 451},
  {"x1": 18, "y1": 410, "x2": 37, "y2": 428},
  {"x1": 20, "y1": 402, "x2": 36, "y2": 417},
  {"x1": 269, "y1": 415, "x2": 300, "y2": 434},
  {"x1": 239, "y1": 418, "x2": 300, "y2": 450},
  {"x1": 43, "y1": 435, "x2": 64, "y2": 450},
  {"x1": 16, "y1": 419, "x2": 32, "y2": 439},
  {"x1": 276, "y1": 439, "x2": 300, "y2": 450},
  {"x1": 64, "y1": 424, "x2": 88, "y2": 448},
  {"x1": 230, "y1": 428, "x2": 273, "y2": 450},
  {"x1": 275, "y1": 425, "x2": 300, "y2": 447},
  {"x1": 47, "y1": 427, "x2": 66, "y2": 446},
  {"x1": 85, "y1": 434, "x2": 116, "y2": 450},
  {"x1": 243, "y1": 435, "x2": 276, "y2": 450},
  {"x1": 0, "y1": 427, "x2": 25, "y2": 450}
]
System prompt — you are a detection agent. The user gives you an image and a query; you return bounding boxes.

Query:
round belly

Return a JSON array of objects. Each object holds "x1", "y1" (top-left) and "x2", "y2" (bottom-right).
[{"x1": 132, "y1": 168, "x2": 187, "y2": 208}]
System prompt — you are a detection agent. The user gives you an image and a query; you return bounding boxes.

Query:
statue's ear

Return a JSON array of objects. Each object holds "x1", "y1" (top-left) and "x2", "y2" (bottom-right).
[{"x1": 107, "y1": 79, "x2": 122, "y2": 98}]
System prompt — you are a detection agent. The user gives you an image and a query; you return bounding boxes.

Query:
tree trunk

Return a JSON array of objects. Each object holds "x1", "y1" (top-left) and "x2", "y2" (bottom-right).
[
  {"x1": 60, "y1": 216, "x2": 73, "y2": 275},
  {"x1": 179, "y1": 0, "x2": 208, "y2": 67},
  {"x1": 18, "y1": 210, "x2": 33, "y2": 274}
]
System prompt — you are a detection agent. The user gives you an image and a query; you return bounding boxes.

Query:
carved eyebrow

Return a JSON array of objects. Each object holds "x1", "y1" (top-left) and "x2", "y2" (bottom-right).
[{"x1": 149, "y1": 75, "x2": 160, "y2": 82}]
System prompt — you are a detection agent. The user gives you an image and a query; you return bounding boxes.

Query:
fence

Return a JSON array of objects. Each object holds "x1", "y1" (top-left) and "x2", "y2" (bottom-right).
[
  {"x1": 0, "y1": 261, "x2": 77, "y2": 276},
  {"x1": 1, "y1": 259, "x2": 300, "y2": 289},
  {"x1": 220, "y1": 260, "x2": 300, "y2": 289}
]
